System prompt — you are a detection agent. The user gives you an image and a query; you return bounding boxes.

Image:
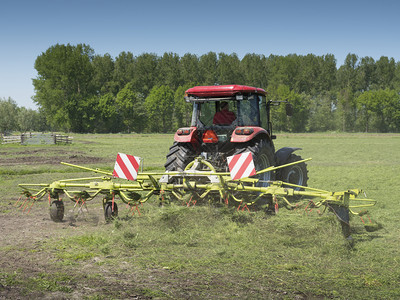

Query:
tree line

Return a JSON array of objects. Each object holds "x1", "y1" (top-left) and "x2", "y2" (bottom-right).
[
  {"x1": 2, "y1": 43, "x2": 400, "y2": 134},
  {"x1": 0, "y1": 97, "x2": 46, "y2": 134}
]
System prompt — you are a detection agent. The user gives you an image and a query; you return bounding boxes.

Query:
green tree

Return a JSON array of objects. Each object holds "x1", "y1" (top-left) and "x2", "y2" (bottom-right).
[
  {"x1": 240, "y1": 53, "x2": 268, "y2": 88},
  {"x1": 131, "y1": 53, "x2": 159, "y2": 97},
  {"x1": 295, "y1": 54, "x2": 337, "y2": 94},
  {"x1": 217, "y1": 53, "x2": 243, "y2": 84},
  {"x1": 113, "y1": 51, "x2": 135, "y2": 93},
  {"x1": 33, "y1": 43, "x2": 95, "y2": 132},
  {"x1": 96, "y1": 93, "x2": 121, "y2": 133},
  {"x1": 295, "y1": 54, "x2": 319, "y2": 93},
  {"x1": 17, "y1": 107, "x2": 42, "y2": 132},
  {"x1": 0, "y1": 97, "x2": 19, "y2": 133},
  {"x1": 337, "y1": 53, "x2": 361, "y2": 92},
  {"x1": 157, "y1": 52, "x2": 182, "y2": 90},
  {"x1": 92, "y1": 53, "x2": 115, "y2": 95},
  {"x1": 336, "y1": 54, "x2": 360, "y2": 131},
  {"x1": 116, "y1": 83, "x2": 147, "y2": 133},
  {"x1": 173, "y1": 84, "x2": 193, "y2": 128},
  {"x1": 199, "y1": 52, "x2": 218, "y2": 85},
  {"x1": 307, "y1": 93, "x2": 336, "y2": 132},
  {"x1": 358, "y1": 56, "x2": 376, "y2": 92},
  {"x1": 375, "y1": 56, "x2": 396, "y2": 89},
  {"x1": 145, "y1": 85, "x2": 174, "y2": 132},
  {"x1": 267, "y1": 85, "x2": 309, "y2": 132},
  {"x1": 317, "y1": 54, "x2": 337, "y2": 93},
  {"x1": 265, "y1": 55, "x2": 300, "y2": 91},
  {"x1": 356, "y1": 89, "x2": 400, "y2": 132},
  {"x1": 395, "y1": 61, "x2": 400, "y2": 90},
  {"x1": 180, "y1": 53, "x2": 200, "y2": 85}
]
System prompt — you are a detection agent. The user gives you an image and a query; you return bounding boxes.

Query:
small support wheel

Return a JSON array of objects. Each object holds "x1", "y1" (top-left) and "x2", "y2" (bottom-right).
[
  {"x1": 104, "y1": 201, "x2": 118, "y2": 222},
  {"x1": 50, "y1": 200, "x2": 64, "y2": 222}
]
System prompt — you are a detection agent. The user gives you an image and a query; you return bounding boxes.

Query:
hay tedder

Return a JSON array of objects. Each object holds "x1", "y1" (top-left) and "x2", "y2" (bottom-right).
[
  {"x1": 17, "y1": 85, "x2": 378, "y2": 238},
  {"x1": 17, "y1": 154, "x2": 377, "y2": 238}
]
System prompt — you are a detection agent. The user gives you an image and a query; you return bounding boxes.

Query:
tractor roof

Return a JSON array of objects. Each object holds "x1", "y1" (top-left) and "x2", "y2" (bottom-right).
[{"x1": 185, "y1": 85, "x2": 266, "y2": 98}]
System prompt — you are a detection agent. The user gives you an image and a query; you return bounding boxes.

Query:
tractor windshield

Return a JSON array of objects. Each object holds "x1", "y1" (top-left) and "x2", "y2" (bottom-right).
[
  {"x1": 192, "y1": 95, "x2": 267, "y2": 128},
  {"x1": 197, "y1": 101, "x2": 237, "y2": 127},
  {"x1": 193, "y1": 95, "x2": 265, "y2": 128}
]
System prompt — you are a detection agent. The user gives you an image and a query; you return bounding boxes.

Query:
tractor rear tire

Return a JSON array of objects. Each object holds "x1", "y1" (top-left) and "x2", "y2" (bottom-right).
[
  {"x1": 50, "y1": 200, "x2": 64, "y2": 222},
  {"x1": 232, "y1": 140, "x2": 276, "y2": 210},
  {"x1": 232, "y1": 139, "x2": 276, "y2": 187},
  {"x1": 277, "y1": 153, "x2": 308, "y2": 190},
  {"x1": 104, "y1": 201, "x2": 118, "y2": 222},
  {"x1": 165, "y1": 142, "x2": 196, "y2": 172}
]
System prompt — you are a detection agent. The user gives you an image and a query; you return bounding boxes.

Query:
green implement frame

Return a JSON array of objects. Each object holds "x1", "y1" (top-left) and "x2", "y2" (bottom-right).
[{"x1": 18, "y1": 157, "x2": 377, "y2": 237}]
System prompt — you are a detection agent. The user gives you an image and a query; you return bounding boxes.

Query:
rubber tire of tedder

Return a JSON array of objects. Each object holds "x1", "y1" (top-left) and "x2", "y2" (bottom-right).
[
  {"x1": 50, "y1": 200, "x2": 64, "y2": 222},
  {"x1": 49, "y1": 200, "x2": 119, "y2": 223},
  {"x1": 104, "y1": 201, "x2": 118, "y2": 222}
]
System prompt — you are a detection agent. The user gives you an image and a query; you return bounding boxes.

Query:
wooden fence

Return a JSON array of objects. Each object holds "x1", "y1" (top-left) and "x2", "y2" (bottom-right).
[
  {"x1": 1, "y1": 135, "x2": 22, "y2": 144},
  {"x1": 54, "y1": 134, "x2": 73, "y2": 144}
]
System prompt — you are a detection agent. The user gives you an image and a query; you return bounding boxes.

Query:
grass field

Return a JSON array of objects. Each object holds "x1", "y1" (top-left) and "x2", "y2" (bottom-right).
[{"x1": 0, "y1": 133, "x2": 399, "y2": 299}]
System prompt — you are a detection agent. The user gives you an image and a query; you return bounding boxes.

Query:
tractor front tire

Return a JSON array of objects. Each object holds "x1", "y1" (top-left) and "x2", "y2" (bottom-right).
[{"x1": 50, "y1": 200, "x2": 64, "y2": 222}]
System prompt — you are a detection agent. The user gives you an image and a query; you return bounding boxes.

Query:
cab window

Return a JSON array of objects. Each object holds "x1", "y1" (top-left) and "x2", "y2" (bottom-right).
[{"x1": 238, "y1": 96, "x2": 259, "y2": 126}]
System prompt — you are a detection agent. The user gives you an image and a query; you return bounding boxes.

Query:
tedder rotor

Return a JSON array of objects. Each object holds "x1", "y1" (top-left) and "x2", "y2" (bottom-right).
[{"x1": 17, "y1": 153, "x2": 377, "y2": 239}]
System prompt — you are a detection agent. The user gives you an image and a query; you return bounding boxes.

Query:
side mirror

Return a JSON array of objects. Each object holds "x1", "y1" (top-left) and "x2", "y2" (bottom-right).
[{"x1": 285, "y1": 103, "x2": 293, "y2": 116}]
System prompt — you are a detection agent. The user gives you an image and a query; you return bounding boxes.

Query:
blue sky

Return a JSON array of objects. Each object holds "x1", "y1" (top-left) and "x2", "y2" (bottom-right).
[{"x1": 1, "y1": 0, "x2": 400, "y2": 109}]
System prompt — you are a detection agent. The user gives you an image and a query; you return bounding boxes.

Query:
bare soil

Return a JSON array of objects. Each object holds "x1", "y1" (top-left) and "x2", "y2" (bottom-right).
[
  {"x1": 0, "y1": 149, "x2": 106, "y2": 166},
  {"x1": 1, "y1": 201, "x2": 209, "y2": 299}
]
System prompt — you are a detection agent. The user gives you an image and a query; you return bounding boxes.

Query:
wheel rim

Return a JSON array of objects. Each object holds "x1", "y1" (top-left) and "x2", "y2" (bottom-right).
[{"x1": 286, "y1": 165, "x2": 304, "y2": 187}]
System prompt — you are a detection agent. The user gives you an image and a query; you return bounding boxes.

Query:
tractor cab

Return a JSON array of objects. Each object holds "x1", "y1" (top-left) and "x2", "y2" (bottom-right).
[
  {"x1": 186, "y1": 85, "x2": 268, "y2": 128},
  {"x1": 174, "y1": 85, "x2": 272, "y2": 148}
]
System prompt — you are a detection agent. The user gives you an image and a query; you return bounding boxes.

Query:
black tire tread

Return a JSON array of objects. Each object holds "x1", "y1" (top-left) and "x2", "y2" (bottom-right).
[
  {"x1": 50, "y1": 200, "x2": 64, "y2": 222},
  {"x1": 104, "y1": 201, "x2": 118, "y2": 221},
  {"x1": 164, "y1": 142, "x2": 196, "y2": 171},
  {"x1": 277, "y1": 153, "x2": 308, "y2": 190}
]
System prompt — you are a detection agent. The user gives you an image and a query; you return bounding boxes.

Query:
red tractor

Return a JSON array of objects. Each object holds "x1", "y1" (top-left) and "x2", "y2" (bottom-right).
[{"x1": 165, "y1": 85, "x2": 308, "y2": 190}]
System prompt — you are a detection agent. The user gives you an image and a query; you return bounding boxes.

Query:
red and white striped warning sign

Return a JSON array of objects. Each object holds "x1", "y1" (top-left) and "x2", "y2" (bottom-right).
[
  {"x1": 227, "y1": 152, "x2": 256, "y2": 180},
  {"x1": 113, "y1": 153, "x2": 141, "y2": 181}
]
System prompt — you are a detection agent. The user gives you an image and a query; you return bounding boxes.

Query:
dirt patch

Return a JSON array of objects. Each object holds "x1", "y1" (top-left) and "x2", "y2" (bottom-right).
[
  {"x1": 0, "y1": 149, "x2": 108, "y2": 166},
  {"x1": 0, "y1": 200, "x2": 154, "y2": 299},
  {"x1": 0, "y1": 155, "x2": 105, "y2": 166}
]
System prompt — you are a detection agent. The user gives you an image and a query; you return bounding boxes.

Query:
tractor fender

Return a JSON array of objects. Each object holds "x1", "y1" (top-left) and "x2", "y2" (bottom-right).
[
  {"x1": 173, "y1": 127, "x2": 200, "y2": 150},
  {"x1": 275, "y1": 147, "x2": 302, "y2": 166}
]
